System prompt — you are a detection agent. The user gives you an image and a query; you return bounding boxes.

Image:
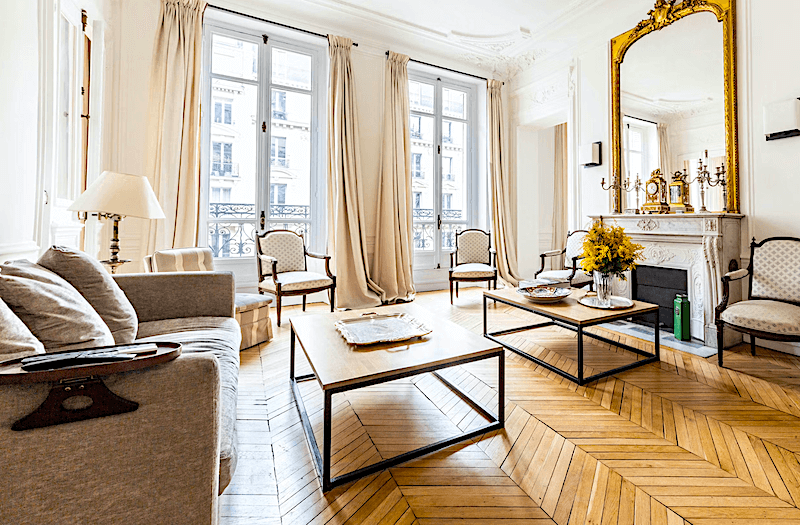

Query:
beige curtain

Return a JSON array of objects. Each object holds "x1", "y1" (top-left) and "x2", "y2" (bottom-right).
[
  {"x1": 371, "y1": 52, "x2": 415, "y2": 303},
  {"x1": 488, "y1": 79, "x2": 522, "y2": 286},
  {"x1": 658, "y1": 123, "x2": 672, "y2": 178},
  {"x1": 327, "y1": 36, "x2": 382, "y2": 309},
  {"x1": 552, "y1": 123, "x2": 568, "y2": 266},
  {"x1": 144, "y1": 0, "x2": 205, "y2": 256}
]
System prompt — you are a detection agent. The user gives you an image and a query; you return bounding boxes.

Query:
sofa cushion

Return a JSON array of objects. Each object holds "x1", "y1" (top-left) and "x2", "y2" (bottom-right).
[
  {"x1": 135, "y1": 316, "x2": 241, "y2": 492},
  {"x1": 38, "y1": 246, "x2": 138, "y2": 344},
  {"x1": 0, "y1": 261, "x2": 114, "y2": 351},
  {"x1": 0, "y1": 298, "x2": 45, "y2": 363},
  {"x1": 720, "y1": 300, "x2": 800, "y2": 336}
]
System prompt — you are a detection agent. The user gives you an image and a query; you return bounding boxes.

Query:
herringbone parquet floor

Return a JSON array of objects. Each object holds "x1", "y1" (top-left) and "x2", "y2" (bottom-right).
[{"x1": 221, "y1": 287, "x2": 800, "y2": 524}]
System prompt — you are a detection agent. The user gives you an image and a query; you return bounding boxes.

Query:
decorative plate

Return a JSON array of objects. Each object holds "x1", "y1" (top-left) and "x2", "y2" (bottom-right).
[
  {"x1": 516, "y1": 286, "x2": 572, "y2": 304},
  {"x1": 578, "y1": 295, "x2": 635, "y2": 310},
  {"x1": 334, "y1": 313, "x2": 432, "y2": 345}
]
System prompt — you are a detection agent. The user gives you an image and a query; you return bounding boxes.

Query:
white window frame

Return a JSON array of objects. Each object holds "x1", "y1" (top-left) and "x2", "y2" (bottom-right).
[
  {"x1": 407, "y1": 69, "x2": 480, "y2": 274},
  {"x1": 200, "y1": 11, "x2": 327, "y2": 287}
]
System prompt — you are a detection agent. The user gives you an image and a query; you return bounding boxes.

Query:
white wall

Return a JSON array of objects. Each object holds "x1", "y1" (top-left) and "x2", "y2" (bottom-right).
[{"x1": 0, "y1": 1, "x2": 40, "y2": 261}]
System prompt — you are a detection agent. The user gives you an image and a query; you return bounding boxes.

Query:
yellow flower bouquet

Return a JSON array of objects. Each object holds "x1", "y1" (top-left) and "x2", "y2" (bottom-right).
[{"x1": 580, "y1": 222, "x2": 645, "y2": 280}]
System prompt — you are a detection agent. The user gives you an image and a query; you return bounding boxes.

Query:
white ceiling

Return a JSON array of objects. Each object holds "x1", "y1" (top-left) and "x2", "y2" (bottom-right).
[{"x1": 621, "y1": 11, "x2": 724, "y2": 122}]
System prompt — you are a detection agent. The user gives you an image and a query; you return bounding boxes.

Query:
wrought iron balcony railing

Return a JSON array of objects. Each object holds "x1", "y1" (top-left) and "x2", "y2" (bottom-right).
[
  {"x1": 271, "y1": 157, "x2": 289, "y2": 168},
  {"x1": 412, "y1": 208, "x2": 463, "y2": 221},
  {"x1": 209, "y1": 203, "x2": 310, "y2": 220}
]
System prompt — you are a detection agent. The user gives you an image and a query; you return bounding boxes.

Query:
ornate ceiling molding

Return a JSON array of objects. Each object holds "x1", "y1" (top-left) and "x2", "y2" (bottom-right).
[
  {"x1": 458, "y1": 49, "x2": 548, "y2": 80},
  {"x1": 621, "y1": 90, "x2": 720, "y2": 123},
  {"x1": 448, "y1": 28, "x2": 531, "y2": 54}
]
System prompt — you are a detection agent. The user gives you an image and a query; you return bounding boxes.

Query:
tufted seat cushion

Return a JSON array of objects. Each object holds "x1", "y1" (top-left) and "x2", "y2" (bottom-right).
[
  {"x1": 259, "y1": 271, "x2": 333, "y2": 293},
  {"x1": 720, "y1": 300, "x2": 800, "y2": 336},
  {"x1": 537, "y1": 269, "x2": 592, "y2": 285},
  {"x1": 451, "y1": 263, "x2": 495, "y2": 278}
]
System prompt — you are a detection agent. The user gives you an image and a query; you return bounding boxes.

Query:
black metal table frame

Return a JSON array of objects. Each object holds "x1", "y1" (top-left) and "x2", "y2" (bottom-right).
[
  {"x1": 289, "y1": 326, "x2": 505, "y2": 492},
  {"x1": 483, "y1": 294, "x2": 659, "y2": 386}
]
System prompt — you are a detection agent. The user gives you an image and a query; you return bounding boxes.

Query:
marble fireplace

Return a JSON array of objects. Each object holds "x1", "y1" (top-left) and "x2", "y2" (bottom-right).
[{"x1": 589, "y1": 213, "x2": 744, "y2": 348}]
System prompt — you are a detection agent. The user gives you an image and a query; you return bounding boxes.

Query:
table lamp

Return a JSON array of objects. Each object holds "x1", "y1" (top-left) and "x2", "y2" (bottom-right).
[{"x1": 68, "y1": 171, "x2": 165, "y2": 273}]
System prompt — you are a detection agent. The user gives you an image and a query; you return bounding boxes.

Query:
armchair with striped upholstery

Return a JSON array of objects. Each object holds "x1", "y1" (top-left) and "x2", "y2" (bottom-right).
[{"x1": 145, "y1": 247, "x2": 274, "y2": 349}]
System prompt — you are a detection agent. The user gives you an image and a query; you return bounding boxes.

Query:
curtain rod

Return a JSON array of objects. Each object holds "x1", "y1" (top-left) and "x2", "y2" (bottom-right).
[
  {"x1": 208, "y1": 5, "x2": 358, "y2": 46},
  {"x1": 624, "y1": 114, "x2": 658, "y2": 126},
  {"x1": 386, "y1": 51, "x2": 501, "y2": 84}
]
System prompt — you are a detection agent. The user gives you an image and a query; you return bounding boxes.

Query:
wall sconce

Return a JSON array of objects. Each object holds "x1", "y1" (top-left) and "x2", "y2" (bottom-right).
[{"x1": 579, "y1": 142, "x2": 602, "y2": 167}]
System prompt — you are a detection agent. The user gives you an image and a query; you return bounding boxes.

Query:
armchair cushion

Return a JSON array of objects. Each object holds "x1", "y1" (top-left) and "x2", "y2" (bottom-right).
[
  {"x1": 152, "y1": 247, "x2": 215, "y2": 272},
  {"x1": 258, "y1": 232, "x2": 306, "y2": 275},
  {"x1": 720, "y1": 300, "x2": 800, "y2": 336},
  {"x1": 451, "y1": 263, "x2": 495, "y2": 278},
  {"x1": 456, "y1": 230, "x2": 491, "y2": 265},
  {"x1": 537, "y1": 269, "x2": 592, "y2": 285},
  {"x1": 259, "y1": 271, "x2": 333, "y2": 292}
]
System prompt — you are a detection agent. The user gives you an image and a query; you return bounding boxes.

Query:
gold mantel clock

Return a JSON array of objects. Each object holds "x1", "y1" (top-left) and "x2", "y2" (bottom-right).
[
  {"x1": 669, "y1": 169, "x2": 694, "y2": 213},
  {"x1": 641, "y1": 169, "x2": 670, "y2": 214}
]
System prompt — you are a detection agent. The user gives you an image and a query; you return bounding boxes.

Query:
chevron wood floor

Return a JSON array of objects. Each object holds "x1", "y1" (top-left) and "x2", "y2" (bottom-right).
[{"x1": 221, "y1": 287, "x2": 800, "y2": 524}]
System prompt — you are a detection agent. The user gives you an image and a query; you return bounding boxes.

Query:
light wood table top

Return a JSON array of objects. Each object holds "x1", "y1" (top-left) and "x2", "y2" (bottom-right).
[
  {"x1": 484, "y1": 287, "x2": 658, "y2": 326},
  {"x1": 290, "y1": 304, "x2": 502, "y2": 391}
]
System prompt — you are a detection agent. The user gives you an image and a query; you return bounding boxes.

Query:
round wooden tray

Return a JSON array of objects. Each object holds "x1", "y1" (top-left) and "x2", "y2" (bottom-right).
[{"x1": 0, "y1": 342, "x2": 181, "y2": 385}]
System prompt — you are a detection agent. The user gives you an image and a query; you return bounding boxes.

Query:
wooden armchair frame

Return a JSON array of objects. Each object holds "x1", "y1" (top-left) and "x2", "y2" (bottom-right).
[
  {"x1": 448, "y1": 229, "x2": 498, "y2": 304},
  {"x1": 716, "y1": 236, "x2": 800, "y2": 367},
  {"x1": 534, "y1": 230, "x2": 592, "y2": 289},
  {"x1": 255, "y1": 229, "x2": 336, "y2": 326}
]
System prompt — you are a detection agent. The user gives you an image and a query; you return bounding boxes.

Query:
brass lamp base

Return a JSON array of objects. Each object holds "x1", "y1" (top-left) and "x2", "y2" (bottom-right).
[{"x1": 99, "y1": 213, "x2": 129, "y2": 274}]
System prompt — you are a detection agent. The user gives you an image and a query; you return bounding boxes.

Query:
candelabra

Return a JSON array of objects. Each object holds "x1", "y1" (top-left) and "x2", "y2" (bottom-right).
[
  {"x1": 709, "y1": 164, "x2": 728, "y2": 212},
  {"x1": 689, "y1": 150, "x2": 712, "y2": 212},
  {"x1": 601, "y1": 172, "x2": 643, "y2": 214},
  {"x1": 600, "y1": 172, "x2": 622, "y2": 214},
  {"x1": 688, "y1": 150, "x2": 728, "y2": 213}
]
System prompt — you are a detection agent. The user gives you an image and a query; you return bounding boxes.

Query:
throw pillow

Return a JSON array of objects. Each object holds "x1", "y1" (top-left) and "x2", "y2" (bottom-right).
[
  {"x1": 0, "y1": 260, "x2": 115, "y2": 351},
  {"x1": 38, "y1": 246, "x2": 138, "y2": 343},
  {"x1": 0, "y1": 297, "x2": 45, "y2": 363}
]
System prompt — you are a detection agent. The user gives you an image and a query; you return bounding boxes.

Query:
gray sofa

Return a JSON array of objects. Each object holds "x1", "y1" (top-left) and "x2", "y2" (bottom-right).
[{"x1": 0, "y1": 271, "x2": 240, "y2": 525}]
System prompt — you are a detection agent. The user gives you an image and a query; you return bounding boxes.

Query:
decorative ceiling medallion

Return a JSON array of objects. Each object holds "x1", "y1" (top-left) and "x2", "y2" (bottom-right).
[{"x1": 449, "y1": 28, "x2": 531, "y2": 54}]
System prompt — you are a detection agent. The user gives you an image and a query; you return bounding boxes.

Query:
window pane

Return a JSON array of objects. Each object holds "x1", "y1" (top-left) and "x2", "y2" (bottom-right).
[
  {"x1": 272, "y1": 48, "x2": 311, "y2": 90},
  {"x1": 442, "y1": 88, "x2": 466, "y2": 119},
  {"x1": 628, "y1": 152, "x2": 642, "y2": 179},
  {"x1": 628, "y1": 129, "x2": 642, "y2": 152},
  {"x1": 211, "y1": 34, "x2": 258, "y2": 81},
  {"x1": 269, "y1": 89, "x2": 311, "y2": 220},
  {"x1": 441, "y1": 120, "x2": 466, "y2": 223},
  {"x1": 56, "y1": 15, "x2": 75, "y2": 200},
  {"x1": 411, "y1": 114, "x2": 435, "y2": 251},
  {"x1": 208, "y1": 79, "x2": 258, "y2": 258},
  {"x1": 409, "y1": 80, "x2": 434, "y2": 114}
]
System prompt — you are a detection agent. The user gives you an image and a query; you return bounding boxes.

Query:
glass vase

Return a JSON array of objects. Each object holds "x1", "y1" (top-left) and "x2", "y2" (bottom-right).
[{"x1": 593, "y1": 272, "x2": 613, "y2": 308}]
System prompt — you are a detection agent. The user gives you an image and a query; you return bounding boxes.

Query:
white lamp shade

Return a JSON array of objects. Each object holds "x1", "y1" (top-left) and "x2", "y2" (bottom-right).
[{"x1": 68, "y1": 171, "x2": 165, "y2": 219}]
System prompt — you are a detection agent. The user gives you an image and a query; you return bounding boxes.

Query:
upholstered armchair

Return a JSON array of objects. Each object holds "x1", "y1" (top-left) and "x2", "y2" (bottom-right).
[
  {"x1": 255, "y1": 230, "x2": 335, "y2": 326},
  {"x1": 145, "y1": 247, "x2": 274, "y2": 349},
  {"x1": 535, "y1": 230, "x2": 593, "y2": 289},
  {"x1": 449, "y1": 229, "x2": 497, "y2": 304},
  {"x1": 716, "y1": 237, "x2": 800, "y2": 367}
]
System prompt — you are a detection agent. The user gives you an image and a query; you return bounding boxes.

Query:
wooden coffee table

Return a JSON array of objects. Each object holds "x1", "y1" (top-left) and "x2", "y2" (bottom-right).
[
  {"x1": 483, "y1": 288, "x2": 660, "y2": 385},
  {"x1": 290, "y1": 304, "x2": 505, "y2": 492}
]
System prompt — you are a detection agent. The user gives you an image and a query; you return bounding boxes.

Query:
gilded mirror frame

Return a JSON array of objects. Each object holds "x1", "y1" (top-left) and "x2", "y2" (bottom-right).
[{"x1": 610, "y1": 0, "x2": 739, "y2": 214}]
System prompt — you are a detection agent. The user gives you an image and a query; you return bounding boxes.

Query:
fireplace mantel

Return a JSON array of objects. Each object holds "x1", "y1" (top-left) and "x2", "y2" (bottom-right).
[{"x1": 589, "y1": 213, "x2": 744, "y2": 347}]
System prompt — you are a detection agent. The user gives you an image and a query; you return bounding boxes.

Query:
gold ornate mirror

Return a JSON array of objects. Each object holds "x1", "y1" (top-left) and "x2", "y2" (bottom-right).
[{"x1": 610, "y1": 0, "x2": 738, "y2": 214}]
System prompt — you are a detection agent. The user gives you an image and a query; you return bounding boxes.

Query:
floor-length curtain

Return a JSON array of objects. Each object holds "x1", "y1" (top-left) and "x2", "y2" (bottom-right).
[
  {"x1": 488, "y1": 79, "x2": 522, "y2": 286},
  {"x1": 552, "y1": 123, "x2": 569, "y2": 267},
  {"x1": 144, "y1": 0, "x2": 206, "y2": 256},
  {"x1": 658, "y1": 123, "x2": 672, "y2": 178},
  {"x1": 327, "y1": 35, "x2": 382, "y2": 309},
  {"x1": 371, "y1": 51, "x2": 415, "y2": 303}
]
